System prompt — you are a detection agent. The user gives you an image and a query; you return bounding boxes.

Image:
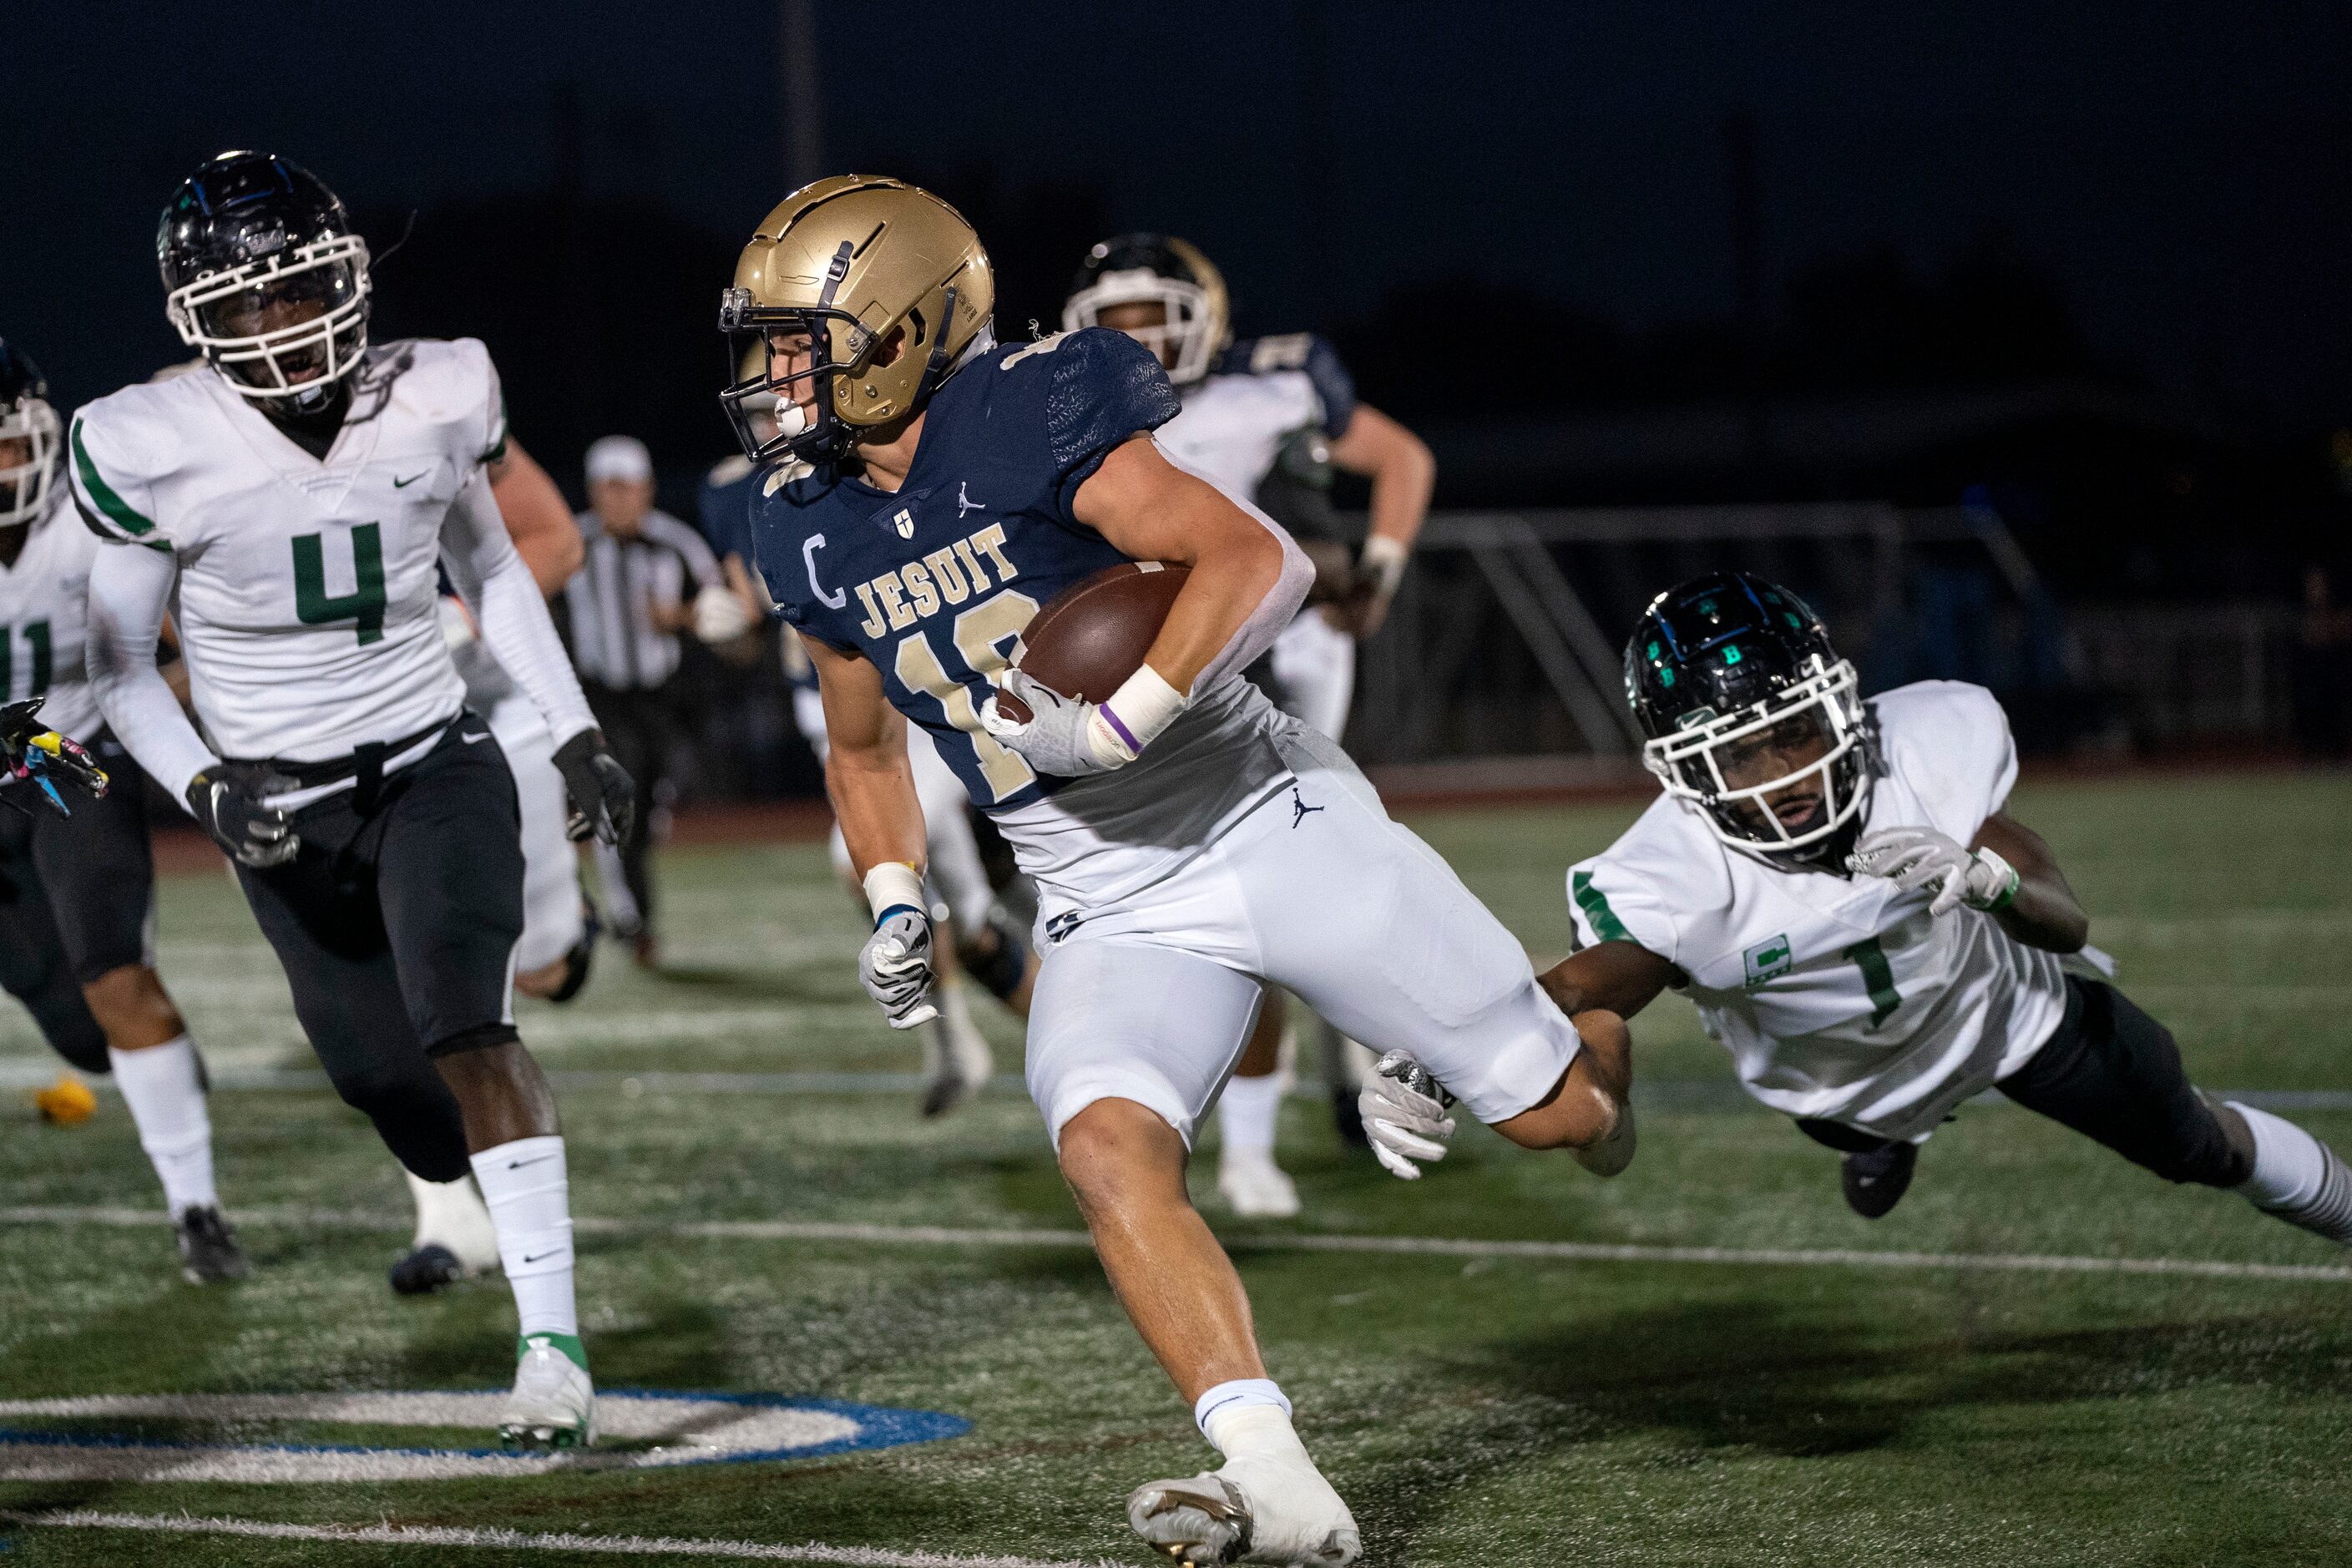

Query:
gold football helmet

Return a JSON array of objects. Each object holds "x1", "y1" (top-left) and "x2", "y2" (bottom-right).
[
  {"x1": 719, "y1": 175, "x2": 995, "y2": 464},
  {"x1": 1061, "y1": 234, "x2": 1230, "y2": 386}
]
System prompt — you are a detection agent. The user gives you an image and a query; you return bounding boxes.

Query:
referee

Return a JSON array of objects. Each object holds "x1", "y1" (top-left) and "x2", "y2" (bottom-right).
[{"x1": 562, "y1": 436, "x2": 723, "y2": 965}]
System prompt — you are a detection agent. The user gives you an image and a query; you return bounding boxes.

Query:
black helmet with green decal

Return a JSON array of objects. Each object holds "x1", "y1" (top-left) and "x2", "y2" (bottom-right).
[{"x1": 1623, "y1": 572, "x2": 1872, "y2": 863}]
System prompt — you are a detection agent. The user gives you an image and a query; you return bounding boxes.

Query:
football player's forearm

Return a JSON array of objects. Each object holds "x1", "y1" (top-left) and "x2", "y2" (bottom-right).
[
  {"x1": 86, "y1": 544, "x2": 218, "y2": 802},
  {"x1": 1538, "y1": 943, "x2": 1674, "y2": 1022},
  {"x1": 827, "y1": 754, "x2": 926, "y2": 879},
  {"x1": 1974, "y1": 814, "x2": 2089, "y2": 953},
  {"x1": 1333, "y1": 405, "x2": 1434, "y2": 547},
  {"x1": 1142, "y1": 513, "x2": 1307, "y2": 694}
]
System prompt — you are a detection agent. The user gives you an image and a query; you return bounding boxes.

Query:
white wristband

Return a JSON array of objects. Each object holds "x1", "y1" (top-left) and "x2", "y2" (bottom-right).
[
  {"x1": 1359, "y1": 534, "x2": 1409, "y2": 598},
  {"x1": 862, "y1": 862, "x2": 928, "y2": 925},
  {"x1": 1093, "y1": 664, "x2": 1189, "y2": 762}
]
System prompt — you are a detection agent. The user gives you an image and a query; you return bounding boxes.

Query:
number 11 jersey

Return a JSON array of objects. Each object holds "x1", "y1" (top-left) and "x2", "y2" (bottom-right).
[{"x1": 66, "y1": 341, "x2": 508, "y2": 763}]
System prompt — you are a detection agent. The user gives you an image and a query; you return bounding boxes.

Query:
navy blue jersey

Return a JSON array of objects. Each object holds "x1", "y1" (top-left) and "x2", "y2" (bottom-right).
[
  {"x1": 1213, "y1": 333, "x2": 1357, "y2": 439},
  {"x1": 748, "y1": 327, "x2": 1181, "y2": 813},
  {"x1": 698, "y1": 454, "x2": 759, "y2": 568}
]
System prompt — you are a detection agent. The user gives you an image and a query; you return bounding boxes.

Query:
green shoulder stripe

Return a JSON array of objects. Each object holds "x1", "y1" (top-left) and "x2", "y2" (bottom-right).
[
  {"x1": 1571, "y1": 869, "x2": 1632, "y2": 944},
  {"x1": 70, "y1": 420, "x2": 156, "y2": 538}
]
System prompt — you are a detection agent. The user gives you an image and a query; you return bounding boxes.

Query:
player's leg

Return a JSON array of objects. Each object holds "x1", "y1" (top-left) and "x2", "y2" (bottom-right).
[
  {"x1": 1266, "y1": 614, "x2": 1373, "y2": 1147},
  {"x1": 374, "y1": 726, "x2": 594, "y2": 1448},
  {"x1": 1217, "y1": 989, "x2": 1301, "y2": 1217},
  {"x1": 0, "y1": 827, "x2": 115, "y2": 1128},
  {"x1": 1028, "y1": 934, "x2": 1359, "y2": 1565},
  {"x1": 1245, "y1": 734, "x2": 1586, "y2": 1149},
  {"x1": 27, "y1": 750, "x2": 245, "y2": 1281},
  {"x1": 1995, "y1": 977, "x2": 2352, "y2": 1245},
  {"x1": 605, "y1": 690, "x2": 665, "y2": 965},
  {"x1": 488, "y1": 691, "x2": 592, "y2": 1003}
]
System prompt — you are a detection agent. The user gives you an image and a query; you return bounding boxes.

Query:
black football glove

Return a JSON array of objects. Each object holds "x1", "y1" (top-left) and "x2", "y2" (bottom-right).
[
  {"x1": 1, "y1": 698, "x2": 109, "y2": 817},
  {"x1": 553, "y1": 729, "x2": 635, "y2": 846},
  {"x1": 185, "y1": 766, "x2": 299, "y2": 867}
]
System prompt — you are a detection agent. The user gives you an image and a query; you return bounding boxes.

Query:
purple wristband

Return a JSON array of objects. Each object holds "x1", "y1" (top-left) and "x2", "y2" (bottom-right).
[{"x1": 1096, "y1": 701, "x2": 1142, "y2": 755}]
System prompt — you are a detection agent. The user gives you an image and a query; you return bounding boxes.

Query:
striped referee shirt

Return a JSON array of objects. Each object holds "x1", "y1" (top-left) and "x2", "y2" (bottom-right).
[{"x1": 562, "y1": 508, "x2": 721, "y2": 690}]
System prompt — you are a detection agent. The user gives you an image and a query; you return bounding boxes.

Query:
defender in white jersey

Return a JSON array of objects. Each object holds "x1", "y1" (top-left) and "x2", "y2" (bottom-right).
[
  {"x1": 1065, "y1": 234, "x2": 1437, "y2": 1216},
  {"x1": 726, "y1": 177, "x2": 1631, "y2": 1565},
  {"x1": 75, "y1": 153, "x2": 637, "y2": 1449},
  {"x1": 0, "y1": 341, "x2": 245, "y2": 1283},
  {"x1": 1375, "y1": 572, "x2": 2352, "y2": 1256}
]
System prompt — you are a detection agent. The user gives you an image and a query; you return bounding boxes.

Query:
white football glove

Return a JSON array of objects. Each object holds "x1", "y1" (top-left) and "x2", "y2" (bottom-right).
[
  {"x1": 859, "y1": 908, "x2": 939, "y2": 1029},
  {"x1": 691, "y1": 582, "x2": 756, "y2": 644},
  {"x1": 979, "y1": 670, "x2": 1134, "y2": 778},
  {"x1": 1360, "y1": 1050, "x2": 1458, "y2": 1181},
  {"x1": 1848, "y1": 826, "x2": 2020, "y2": 917}
]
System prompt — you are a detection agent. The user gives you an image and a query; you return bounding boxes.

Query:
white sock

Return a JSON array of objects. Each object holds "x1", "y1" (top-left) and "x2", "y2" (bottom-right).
[
  {"x1": 108, "y1": 1036, "x2": 216, "y2": 1216},
  {"x1": 1220, "y1": 1073, "x2": 1287, "y2": 1157},
  {"x1": 470, "y1": 1135, "x2": 579, "y2": 1339},
  {"x1": 2230, "y1": 1102, "x2": 2352, "y2": 1243},
  {"x1": 1196, "y1": 1378, "x2": 1293, "y2": 1450},
  {"x1": 406, "y1": 1168, "x2": 502, "y2": 1272}
]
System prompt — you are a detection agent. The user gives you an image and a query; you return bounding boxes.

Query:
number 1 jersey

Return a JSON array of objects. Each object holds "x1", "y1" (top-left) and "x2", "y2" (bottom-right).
[
  {"x1": 1566, "y1": 680, "x2": 2068, "y2": 1141},
  {"x1": 66, "y1": 341, "x2": 507, "y2": 764},
  {"x1": 0, "y1": 490, "x2": 103, "y2": 741}
]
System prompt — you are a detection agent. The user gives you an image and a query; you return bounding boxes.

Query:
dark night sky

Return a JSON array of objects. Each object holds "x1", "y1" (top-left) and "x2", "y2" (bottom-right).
[{"x1": 9, "y1": 2, "x2": 2351, "y2": 438}]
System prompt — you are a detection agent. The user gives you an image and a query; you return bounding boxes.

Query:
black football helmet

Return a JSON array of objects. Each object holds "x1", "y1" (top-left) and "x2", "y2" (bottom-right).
[
  {"x1": 1061, "y1": 234, "x2": 1229, "y2": 386},
  {"x1": 0, "y1": 341, "x2": 60, "y2": 529},
  {"x1": 1625, "y1": 572, "x2": 1872, "y2": 862},
  {"x1": 158, "y1": 152, "x2": 371, "y2": 407}
]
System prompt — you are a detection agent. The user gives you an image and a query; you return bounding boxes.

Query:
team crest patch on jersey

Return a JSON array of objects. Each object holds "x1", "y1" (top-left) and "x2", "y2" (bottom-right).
[
  {"x1": 1743, "y1": 934, "x2": 1793, "y2": 987},
  {"x1": 893, "y1": 508, "x2": 916, "y2": 539},
  {"x1": 0, "y1": 1389, "x2": 969, "y2": 1482}
]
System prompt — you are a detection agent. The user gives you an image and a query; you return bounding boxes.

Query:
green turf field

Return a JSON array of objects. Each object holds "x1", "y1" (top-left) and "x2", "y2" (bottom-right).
[{"x1": 3, "y1": 773, "x2": 2350, "y2": 1565}]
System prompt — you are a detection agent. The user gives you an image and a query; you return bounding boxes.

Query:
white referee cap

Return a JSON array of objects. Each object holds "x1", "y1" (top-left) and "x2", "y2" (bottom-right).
[{"x1": 585, "y1": 434, "x2": 653, "y2": 484}]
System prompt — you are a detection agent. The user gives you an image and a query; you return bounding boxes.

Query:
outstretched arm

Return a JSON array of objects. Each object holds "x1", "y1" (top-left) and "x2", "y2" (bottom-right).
[
  {"x1": 85, "y1": 541, "x2": 217, "y2": 803},
  {"x1": 1538, "y1": 940, "x2": 1680, "y2": 1022}
]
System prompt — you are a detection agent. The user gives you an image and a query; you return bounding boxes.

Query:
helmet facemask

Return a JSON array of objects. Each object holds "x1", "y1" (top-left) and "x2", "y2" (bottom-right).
[
  {"x1": 1642, "y1": 655, "x2": 1873, "y2": 859},
  {"x1": 1062, "y1": 268, "x2": 1218, "y2": 385},
  {"x1": 167, "y1": 233, "x2": 371, "y2": 407},
  {"x1": 0, "y1": 392, "x2": 60, "y2": 529}
]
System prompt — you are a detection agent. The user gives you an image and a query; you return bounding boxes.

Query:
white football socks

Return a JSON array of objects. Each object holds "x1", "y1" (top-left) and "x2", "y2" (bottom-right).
[
  {"x1": 1196, "y1": 1378, "x2": 1293, "y2": 1449},
  {"x1": 108, "y1": 1036, "x2": 217, "y2": 1216},
  {"x1": 406, "y1": 1167, "x2": 503, "y2": 1274},
  {"x1": 470, "y1": 1135, "x2": 579, "y2": 1339},
  {"x1": 1219, "y1": 1072, "x2": 1288, "y2": 1156},
  {"x1": 2229, "y1": 1102, "x2": 2352, "y2": 1245}
]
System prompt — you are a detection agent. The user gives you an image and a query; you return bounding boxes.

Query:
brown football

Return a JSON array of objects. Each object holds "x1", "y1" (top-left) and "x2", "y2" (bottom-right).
[{"x1": 995, "y1": 562, "x2": 1191, "y2": 723}]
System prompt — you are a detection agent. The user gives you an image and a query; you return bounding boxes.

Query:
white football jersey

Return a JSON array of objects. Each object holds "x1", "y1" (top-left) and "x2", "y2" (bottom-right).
[
  {"x1": 1153, "y1": 334, "x2": 1355, "y2": 504},
  {"x1": 1567, "y1": 681, "x2": 2066, "y2": 1141},
  {"x1": 0, "y1": 489, "x2": 103, "y2": 740},
  {"x1": 68, "y1": 341, "x2": 508, "y2": 763}
]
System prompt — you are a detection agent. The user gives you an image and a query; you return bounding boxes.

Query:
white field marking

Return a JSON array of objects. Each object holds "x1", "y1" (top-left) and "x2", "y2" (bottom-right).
[
  {"x1": 4, "y1": 1204, "x2": 2346, "y2": 1285},
  {"x1": 0, "y1": 1391, "x2": 862, "y2": 1482},
  {"x1": 12, "y1": 1055, "x2": 2347, "y2": 1112},
  {"x1": 0, "y1": 1510, "x2": 1100, "y2": 1567}
]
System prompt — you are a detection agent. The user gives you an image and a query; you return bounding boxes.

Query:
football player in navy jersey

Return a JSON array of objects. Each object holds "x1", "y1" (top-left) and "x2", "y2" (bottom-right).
[
  {"x1": 1067, "y1": 235, "x2": 1438, "y2": 1218},
  {"x1": 726, "y1": 176, "x2": 1630, "y2": 1565}
]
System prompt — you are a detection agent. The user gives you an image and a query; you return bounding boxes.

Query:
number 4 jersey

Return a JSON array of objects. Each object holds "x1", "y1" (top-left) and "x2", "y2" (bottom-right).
[
  {"x1": 1566, "y1": 680, "x2": 2066, "y2": 1141},
  {"x1": 65, "y1": 341, "x2": 506, "y2": 764},
  {"x1": 0, "y1": 490, "x2": 102, "y2": 741}
]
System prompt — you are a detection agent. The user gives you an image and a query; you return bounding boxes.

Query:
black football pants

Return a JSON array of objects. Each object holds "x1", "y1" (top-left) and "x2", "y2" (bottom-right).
[
  {"x1": 582, "y1": 681, "x2": 674, "y2": 934},
  {"x1": 233, "y1": 719, "x2": 525, "y2": 1182},
  {"x1": 0, "y1": 735, "x2": 157, "y2": 1074},
  {"x1": 1798, "y1": 975, "x2": 2252, "y2": 1190}
]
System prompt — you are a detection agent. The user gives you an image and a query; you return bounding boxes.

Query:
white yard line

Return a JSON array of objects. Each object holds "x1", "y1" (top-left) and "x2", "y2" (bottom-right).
[
  {"x1": 0, "y1": 1510, "x2": 1103, "y2": 1567},
  {"x1": 4, "y1": 1204, "x2": 2344, "y2": 1284}
]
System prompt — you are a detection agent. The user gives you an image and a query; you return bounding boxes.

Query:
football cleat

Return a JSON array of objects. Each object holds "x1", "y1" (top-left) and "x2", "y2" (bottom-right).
[
  {"x1": 389, "y1": 1243, "x2": 467, "y2": 1297},
  {"x1": 499, "y1": 1334, "x2": 597, "y2": 1450},
  {"x1": 1128, "y1": 1448, "x2": 1359, "y2": 1567},
  {"x1": 918, "y1": 999, "x2": 994, "y2": 1120},
  {"x1": 395, "y1": 1169, "x2": 502, "y2": 1297},
  {"x1": 175, "y1": 1206, "x2": 251, "y2": 1285},
  {"x1": 1841, "y1": 1141, "x2": 1918, "y2": 1220},
  {"x1": 1217, "y1": 1147, "x2": 1302, "y2": 1219}
]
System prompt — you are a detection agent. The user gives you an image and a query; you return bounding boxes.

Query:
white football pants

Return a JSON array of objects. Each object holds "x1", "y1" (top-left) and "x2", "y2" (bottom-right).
[
  {"x1": 802, "y1": 689, "x2": 994, "y2": 938},
  {"x1": 480, "y1": 681, "x2": 585, "y2": 973}
]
